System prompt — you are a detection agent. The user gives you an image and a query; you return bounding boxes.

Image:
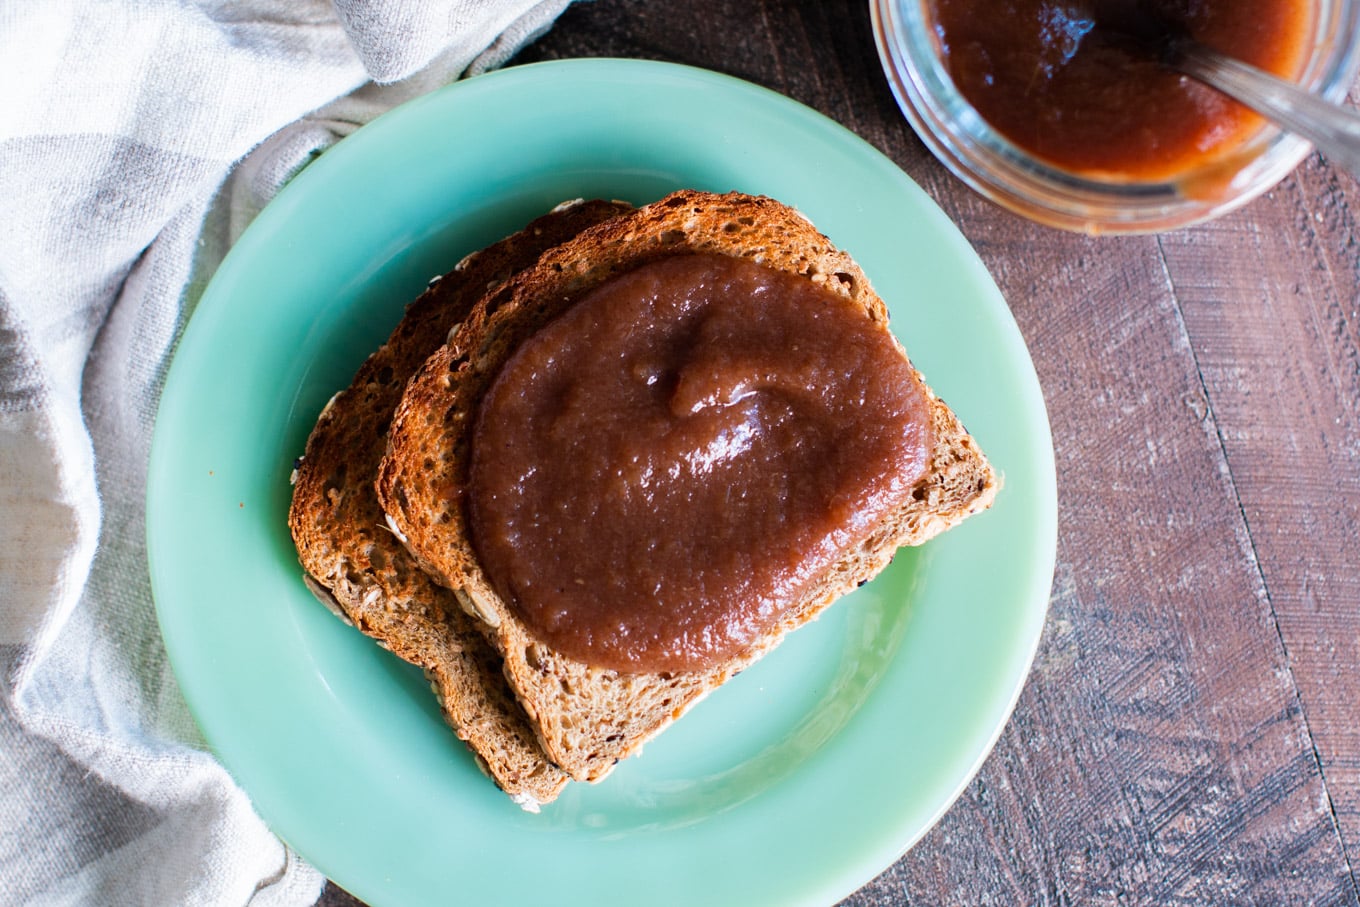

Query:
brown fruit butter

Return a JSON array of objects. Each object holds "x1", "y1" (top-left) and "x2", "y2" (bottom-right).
[
  {"x1": 467, "y1": 253, "x2": 933, "y2": 674},
  {"x1": 932, "y1": 0, "x2": 1314, "y2": 179}
]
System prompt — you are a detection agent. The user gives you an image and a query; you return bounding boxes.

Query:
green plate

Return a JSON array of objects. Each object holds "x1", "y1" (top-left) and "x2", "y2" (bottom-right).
[{"x1": 148, "y1": 59, "x2": 1055, "y2": 907}]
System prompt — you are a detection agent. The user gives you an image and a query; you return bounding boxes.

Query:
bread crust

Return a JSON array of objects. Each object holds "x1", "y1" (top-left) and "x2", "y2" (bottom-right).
[
  {"x1": 378, "y1": 190, "x2": 1000, "y2": 782},
  {"x1": 288, "y1": 199, "x2": 633, "y2": 806}
]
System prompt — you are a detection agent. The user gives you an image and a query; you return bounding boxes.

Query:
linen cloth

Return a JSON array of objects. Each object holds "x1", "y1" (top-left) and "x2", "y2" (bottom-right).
[{"x1": 0, "y1": 2, "x2": 573, "y2": 903}]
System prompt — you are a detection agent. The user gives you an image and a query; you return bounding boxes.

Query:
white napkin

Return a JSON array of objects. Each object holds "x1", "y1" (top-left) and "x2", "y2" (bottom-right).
[{"x1": 0, "y1": 2, "x2": 572, "y2": 903}]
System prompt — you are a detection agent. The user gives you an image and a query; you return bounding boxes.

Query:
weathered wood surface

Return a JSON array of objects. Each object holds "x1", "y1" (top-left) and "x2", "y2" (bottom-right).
[{"x1": 323, "y1": 2, "x2": 1360, "y2": 904}]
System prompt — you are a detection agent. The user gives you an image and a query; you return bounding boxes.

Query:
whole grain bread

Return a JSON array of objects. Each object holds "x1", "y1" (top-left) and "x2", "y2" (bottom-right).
[
  {"x1": 377, "y1": 190, "x2": 1000, "y2": 783},
  {"x1": 288, "y1": 199, "x2": 633, "y2": 808}
]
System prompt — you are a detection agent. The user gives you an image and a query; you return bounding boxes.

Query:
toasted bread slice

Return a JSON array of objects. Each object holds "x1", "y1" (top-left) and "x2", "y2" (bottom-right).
[
  {"x1": 378, "y1": 190, "x2": 999, "y2": 783},
  {"x1": 288, "y1": 199, "x2": 633, "y2": 807}
]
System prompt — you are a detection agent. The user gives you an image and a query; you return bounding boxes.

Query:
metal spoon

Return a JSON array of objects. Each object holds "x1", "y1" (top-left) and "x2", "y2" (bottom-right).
[
  {"x1": 1090, "y1": 1, "x2": 1360, "y2": 178},
  {"x1": 1169, "y1": 42, "x2": 1360, "y2": 178}
]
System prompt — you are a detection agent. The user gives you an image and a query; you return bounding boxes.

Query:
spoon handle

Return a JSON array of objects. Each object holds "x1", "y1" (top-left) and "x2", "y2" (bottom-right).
[{"x1": 1175, "y1": 44, "x2": 1360, "y2": 178}]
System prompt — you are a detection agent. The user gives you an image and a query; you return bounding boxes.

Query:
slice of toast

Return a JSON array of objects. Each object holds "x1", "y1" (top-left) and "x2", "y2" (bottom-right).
[
  {"x1": 288, "y1": 199, "x2": 633, "y2": 808},
  {"x1": 377, "y1": 190, "x2": 999, "y2": 783}
]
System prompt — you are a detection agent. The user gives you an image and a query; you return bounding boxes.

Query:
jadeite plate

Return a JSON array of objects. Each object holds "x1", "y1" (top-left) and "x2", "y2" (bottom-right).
[{"x1": 148, "y1": 59, "x2": 1055, "y2": 907}]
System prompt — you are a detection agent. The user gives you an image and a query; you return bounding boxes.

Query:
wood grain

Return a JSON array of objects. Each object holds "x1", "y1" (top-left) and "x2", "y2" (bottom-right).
[
  {"x1": 320, "y1": 2, "x2": 1360, "y2": 904},
  {"x1": 1158, "y1": 156, "x2": 1360, "y2": 881}
]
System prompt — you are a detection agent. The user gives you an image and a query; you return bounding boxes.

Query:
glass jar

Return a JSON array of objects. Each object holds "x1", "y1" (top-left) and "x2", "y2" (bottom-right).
[{"x1": 871, "y1": 0, "x2": 1360, "y2": 233}]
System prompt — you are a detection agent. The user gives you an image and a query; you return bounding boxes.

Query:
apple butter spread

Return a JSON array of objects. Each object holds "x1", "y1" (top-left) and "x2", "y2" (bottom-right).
[
  {"x1": 931, "y1": 0, "x2": 1314, "y2": 179},
  {"x1": 467, "y1": 253, "x2": 934, "y2": 674}
]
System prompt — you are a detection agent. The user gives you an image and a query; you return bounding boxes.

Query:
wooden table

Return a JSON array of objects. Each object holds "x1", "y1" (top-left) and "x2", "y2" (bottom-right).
[{"x1": 323, "y1": 2, "x2": 1360, "y2": 903}]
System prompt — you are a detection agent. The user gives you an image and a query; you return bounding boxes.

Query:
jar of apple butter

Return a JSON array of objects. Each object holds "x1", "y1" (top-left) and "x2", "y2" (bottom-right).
[{"x1": 872, "y1": 0, "x2": 1360, "y2": 232}]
